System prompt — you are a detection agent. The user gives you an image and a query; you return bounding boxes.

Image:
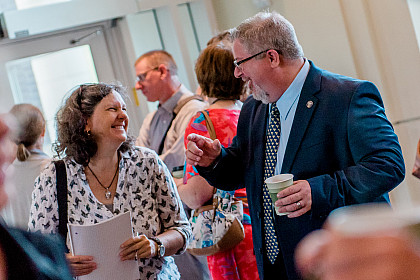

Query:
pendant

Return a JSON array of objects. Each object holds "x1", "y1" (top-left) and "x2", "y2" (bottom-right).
[{"x1": 105, "y1": 189, "x2": 112, "y2": 200}]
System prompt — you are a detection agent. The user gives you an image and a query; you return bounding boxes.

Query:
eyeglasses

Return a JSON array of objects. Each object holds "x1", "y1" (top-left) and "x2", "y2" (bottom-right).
[
  {"x1": 233, "y1": 49, "x2": 280, "y2": 69},
  {"x1": 136, "y1": 67, "x2": 159, "y2": 83}
]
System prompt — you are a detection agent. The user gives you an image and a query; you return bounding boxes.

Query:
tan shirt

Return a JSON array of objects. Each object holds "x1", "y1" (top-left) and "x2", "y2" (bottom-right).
[{"x1": 136, "y1": 85, "x2": 207, "y2": 171}]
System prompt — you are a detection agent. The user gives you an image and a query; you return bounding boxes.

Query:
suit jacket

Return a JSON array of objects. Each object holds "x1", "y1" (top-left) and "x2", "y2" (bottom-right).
[
  {"x1": 198, "y1": 61, "x2": 405, "y2": 279},
  {"x1": 0, "y1": 222, "x2": 72, "y2": 279}
]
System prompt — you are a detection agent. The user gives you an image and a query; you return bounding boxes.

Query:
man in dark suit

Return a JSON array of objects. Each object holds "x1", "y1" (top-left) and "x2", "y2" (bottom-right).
[
  {"x1": 186, "y1": 11, "x2": 405, "y2": 280},
  {"x1": 0, "y1": 115, "x2": 73, "y2": 280}
]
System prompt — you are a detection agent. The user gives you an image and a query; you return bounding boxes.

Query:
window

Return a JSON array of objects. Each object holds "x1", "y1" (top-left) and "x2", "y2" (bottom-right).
[
  {"x1": 14, "y1": 0, "x2": 70, "y2": 10},
  {"x1": 6, "y1": 45, "x2": 98, "y2": 154}
]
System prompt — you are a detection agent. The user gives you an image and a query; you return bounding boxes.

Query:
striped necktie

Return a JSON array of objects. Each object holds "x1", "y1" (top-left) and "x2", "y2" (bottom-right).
[{"x1": 263, "y1": 103, "x2": 281, "y2": 264}]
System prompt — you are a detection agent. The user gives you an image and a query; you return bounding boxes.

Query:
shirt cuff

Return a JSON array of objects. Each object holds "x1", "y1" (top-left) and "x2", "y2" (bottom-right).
[
  {"x1": 196, "y1": 152, "x2": 222, "y2": 174},
  {"x1": 171, "y1": 227, "x2": 190, "y2": 255}
]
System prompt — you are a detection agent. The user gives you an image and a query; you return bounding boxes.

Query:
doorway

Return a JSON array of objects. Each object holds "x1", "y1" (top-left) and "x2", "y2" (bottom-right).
[{"x1": 0, "y1": 23, "x2": 124, "y2": 155}]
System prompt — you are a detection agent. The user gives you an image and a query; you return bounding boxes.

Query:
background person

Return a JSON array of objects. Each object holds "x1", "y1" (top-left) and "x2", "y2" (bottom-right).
[
  {"x1": 134, "y1": 50, "x2": 209, "y2": 279},
  {"x1": 135, "y1": 50, "x2": 206, "y2": 173},
  {"x1": 28, "y1": 83, "x2": 191, "y2": 279},
  {"x1": 295, "y1": 216, "x2": 420, "y2": 280},
  {"x1": 186, "y1": 11, "x2": 405, "y2": 279},
  {"x1": 0, "y1": 114, "x2": 73, "y2": 280},
  {"x1": 1, "y1": 104, "x2": 50, "y2": 229},
  {"x1": 178, "y1": 43, "x2": 259, "y2": 280}
]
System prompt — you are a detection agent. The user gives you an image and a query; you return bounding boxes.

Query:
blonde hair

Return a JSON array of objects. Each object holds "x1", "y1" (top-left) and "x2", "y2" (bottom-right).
[{"x1": 9, "y1": 104, "x2": 45, "y2": 161}]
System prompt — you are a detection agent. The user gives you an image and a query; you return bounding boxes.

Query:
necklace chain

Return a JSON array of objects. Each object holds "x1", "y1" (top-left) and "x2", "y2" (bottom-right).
[{"x1": 87, "y1": 158, "x2": 119, "y2": 200}]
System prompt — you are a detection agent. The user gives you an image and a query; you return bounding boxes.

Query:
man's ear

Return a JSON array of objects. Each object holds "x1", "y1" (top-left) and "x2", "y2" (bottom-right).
[
  {"x1": 267, "y1": 49, "x2": 281, "y2": 68},
  {"x1": 158, "y1": 64, "x2": 169, "y2": 80}
]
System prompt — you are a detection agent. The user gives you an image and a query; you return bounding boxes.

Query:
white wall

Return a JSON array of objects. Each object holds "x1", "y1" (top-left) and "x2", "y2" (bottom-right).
[{"x1": 408, "y1": 0, "x2": 420, "y2": 46}]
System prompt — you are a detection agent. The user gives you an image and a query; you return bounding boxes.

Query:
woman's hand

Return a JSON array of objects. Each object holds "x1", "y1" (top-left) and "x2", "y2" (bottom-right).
[
  {"x1": 120, "y1": 234, "x2": 157, "y2": 261},
  {"x1": 66, "y1": 253, "x2": 97, "y2": 276}
]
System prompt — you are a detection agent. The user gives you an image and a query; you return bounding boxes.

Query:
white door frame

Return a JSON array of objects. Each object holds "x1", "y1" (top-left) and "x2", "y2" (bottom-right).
[{"x1": 0, "y1": 20, "x2": 143, "y2": 145}]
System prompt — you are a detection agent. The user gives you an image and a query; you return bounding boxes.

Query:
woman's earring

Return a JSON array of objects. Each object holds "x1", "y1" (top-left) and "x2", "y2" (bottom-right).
[{"x1": 86, "y1": 130, "x2": 91, "y2": 136}]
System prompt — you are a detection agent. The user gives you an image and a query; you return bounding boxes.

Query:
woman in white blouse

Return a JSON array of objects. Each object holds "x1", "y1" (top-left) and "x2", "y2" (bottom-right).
[{"x1": 28, "y1": 83, "x2": 191, "y2": 279}]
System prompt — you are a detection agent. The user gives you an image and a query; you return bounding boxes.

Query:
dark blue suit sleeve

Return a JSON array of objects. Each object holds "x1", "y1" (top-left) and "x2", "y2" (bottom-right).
[
  {"x1": 196, "y1": 98, "x2": 258, "y2": 191},
  {"x1": 309, "y1": 82, "x2": 405, "y2": 217},
  {"x1": 197, "y1": 138, "x2": 246, "y2": 191}
]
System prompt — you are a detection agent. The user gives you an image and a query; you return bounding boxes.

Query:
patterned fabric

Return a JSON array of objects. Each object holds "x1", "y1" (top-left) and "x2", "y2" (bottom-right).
[
  {"x1": 263, "y1": 104, "x2": 280, "y2": 264},
  {"x1": 28, "y1": 146, "x2": 191, "y2": 280},
  {"x1": 188, "y1": 189, "x2": 243, "y2": 249},
  {"x1": 184, "y1": 109, "x2": 259, "y2": 279},
  {"x1": 183, "y1": 109, "x2": 251, "y2": 222},
  {"x1": 207, "y1": 224, "x2": 259, "y2": 280}
]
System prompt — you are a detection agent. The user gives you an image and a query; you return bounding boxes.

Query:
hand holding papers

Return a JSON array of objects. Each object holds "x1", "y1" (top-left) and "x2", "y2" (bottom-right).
[{"x1": 68, "y1": 212, "x2": 140, "y2": 280}]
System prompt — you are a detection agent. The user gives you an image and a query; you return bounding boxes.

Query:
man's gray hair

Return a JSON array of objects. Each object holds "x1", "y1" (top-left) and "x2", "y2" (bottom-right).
[{"x1": 231, "y1": 11, "x2": 304, "y2": 59}]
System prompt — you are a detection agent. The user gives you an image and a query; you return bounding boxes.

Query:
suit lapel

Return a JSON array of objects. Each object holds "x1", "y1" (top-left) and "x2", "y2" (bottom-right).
[{"x1": 281, "y1": 61, "x2": 322, "y2": 173}]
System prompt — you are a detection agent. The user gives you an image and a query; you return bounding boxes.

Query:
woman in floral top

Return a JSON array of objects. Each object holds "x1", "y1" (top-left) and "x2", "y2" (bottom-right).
[
  {"x1": 28, "y1": 83, "x2": 191, "y2": 280},
  {"x1": 178, "y1": 43, "x2": 259, "y2": 280}
]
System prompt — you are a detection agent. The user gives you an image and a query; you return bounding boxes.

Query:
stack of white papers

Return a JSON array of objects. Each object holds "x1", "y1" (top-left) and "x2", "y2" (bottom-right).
[{"x1": 68, "y1": 212, "x2": 140, "y2": 280}]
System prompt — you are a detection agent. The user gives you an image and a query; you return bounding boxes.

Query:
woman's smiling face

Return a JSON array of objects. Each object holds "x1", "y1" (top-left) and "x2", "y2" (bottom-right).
[{"x1": 85, "y1": 90, "x2": 129, "y2": 149}]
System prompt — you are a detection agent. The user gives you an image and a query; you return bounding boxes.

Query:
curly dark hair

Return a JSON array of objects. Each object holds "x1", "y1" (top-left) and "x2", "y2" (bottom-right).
[
  {"x1": 195, "y1": 43, "x2": 245, "y2": 100},
  {"x1": 54, "y1": 83, "x2": 134, "y2": 165}
]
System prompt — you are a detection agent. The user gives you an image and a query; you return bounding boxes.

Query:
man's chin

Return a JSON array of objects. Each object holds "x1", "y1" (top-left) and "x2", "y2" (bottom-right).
[
  {"x1": 252, "y1": 87, "x2": 270, "y2": 104},
  {"x1": 246, "y1": 80, "x2": 270, "y2": 104},
  {"x1": 251, "y1": 94, "x2": 269, "y2": 104}
]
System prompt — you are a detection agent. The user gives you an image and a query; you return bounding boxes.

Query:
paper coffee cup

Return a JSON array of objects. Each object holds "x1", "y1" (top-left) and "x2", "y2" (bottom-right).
[{"x1": 265, "y1": 174, "x2": 294, "y2": 216}]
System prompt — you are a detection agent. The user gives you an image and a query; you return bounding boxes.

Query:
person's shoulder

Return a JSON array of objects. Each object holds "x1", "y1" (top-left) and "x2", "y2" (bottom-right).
[
  {"x1": 9, "y1": 226, "x2": 61, "y2": 246},
  {"x1": 28, "y1": 152, "x2": 52, "y2": 169},
  {"x1": 321, "y1": 72, "x2": 378, "y2": 96},
  {"x1": 7, "y1": 226, "x2": 73, "y2": 279},
  {"x1": 313, "y1": 65, "x2": 381, "y2": 104},
  {"x1": 241, "y1": 95, "x2": 266, "y2": 113},
  {"x1": 181, "y1": 95, "x2": 207, "y2": 112},
  {"x1": 127, "y1": 147, "x2": 165, "y2": 171},
  {"x1": 7, "y1": 226, "x2": 66, "y2": 261},
  {"x1": 38, "y1": 160, "x2": 57, "y2": 175},
  {"x1": 129, "y1": 146, "x2": 160, "y2": 161},
  {"x1": 189, "y1": 97, "x2": 207, "y2": 107},
  {"x1": 311, "y1": 61, "x2": 375, "y2": 90},
  {"x1": 188, "y1": 110, "x2": 205, "y2": 121}
]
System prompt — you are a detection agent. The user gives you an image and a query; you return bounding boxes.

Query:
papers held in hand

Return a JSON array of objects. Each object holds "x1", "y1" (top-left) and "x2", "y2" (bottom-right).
[{"x1": 67, "y1": 212, "x2": 139, "y2": 280}]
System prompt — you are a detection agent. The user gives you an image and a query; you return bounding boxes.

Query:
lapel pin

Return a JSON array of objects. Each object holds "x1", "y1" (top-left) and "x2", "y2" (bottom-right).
[{"x1": 306, "y1": 100, "x2": 314, "y2": 108}]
